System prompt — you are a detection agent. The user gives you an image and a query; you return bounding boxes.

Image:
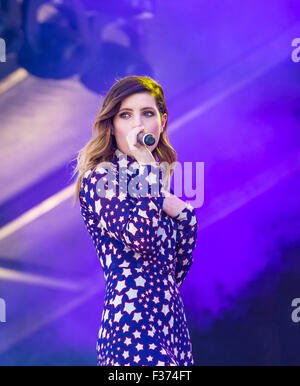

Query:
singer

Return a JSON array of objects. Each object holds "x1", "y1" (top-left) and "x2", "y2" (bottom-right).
[{"x1": 72, "y1": 75, "x2": 198, "y2": 366}]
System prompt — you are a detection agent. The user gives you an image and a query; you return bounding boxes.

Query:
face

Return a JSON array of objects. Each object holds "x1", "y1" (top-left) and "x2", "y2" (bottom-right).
[{"x1": 112, "y1": 92, "x2": 167, "y2": 158}]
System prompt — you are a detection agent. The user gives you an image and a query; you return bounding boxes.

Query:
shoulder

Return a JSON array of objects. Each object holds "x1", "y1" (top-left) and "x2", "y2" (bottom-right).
[
  {"x1": 80, "y1": 163, "x2": 119, "y2": 204},
  {"x1": 81, "y1": 162, "x2": 117, "y2": 187}
]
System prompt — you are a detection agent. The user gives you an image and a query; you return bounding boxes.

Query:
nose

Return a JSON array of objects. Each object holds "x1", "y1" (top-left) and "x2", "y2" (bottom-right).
[
  {"x1": 132, "y1": 114, "x2": 144, "y2": 128},
  {"x1": 133, "y1": 121, "x2": 143, "y2": 129}
]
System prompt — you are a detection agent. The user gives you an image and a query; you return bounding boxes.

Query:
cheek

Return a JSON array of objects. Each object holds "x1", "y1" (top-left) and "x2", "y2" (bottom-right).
[
  {"x1": 113, "y1": 119, "x2": 129, "y2": 137},
  {"x1": 147, "y1": 118, "x2": 160, "y2": 132},
  {"x1": 150, "y1": 125, "x2": 162, "y2": 139}
]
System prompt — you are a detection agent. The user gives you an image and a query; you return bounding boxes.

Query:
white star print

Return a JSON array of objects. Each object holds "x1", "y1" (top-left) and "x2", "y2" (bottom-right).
[
  {"x1": 84, "y1": 170, "x2": 91, "y2": 178},
  {"x1": 145, "y1": 171, "x2": 157, "y2": 185},
  {"x1": 122, "y1": 268, "x2": 132, "y2": 278},
  {"x1": 135, "y1": 343, "x2": 144, "y2": 351},
  {"x1": 115, "y1": 280, "x2": 126, "y2": 293},
  {"x1": 113, "y1": 310, "x2": 123, "y2": 323},
  {"x1": 177, "y1": 210, "x2": 188, "y2": 221},
  {"x1": 127, "y1": 223, "x2": 138, "y2": 236},
  {"x1": 119, "y1": 260, "x2": 130, "y2": 268},
  {"x1": 105, "y1": 188, "x2": 115, "y2": 200},
  {"x1": 133, "y1": 330, "x2": 141, "y2": 339},
  {"x1": 152, "y1": 217, "x2": 159, "y2": 227},
  {"x1": 132, "y1": 312, "x2": 143, "y2": 323},
  {"x1": 122, "y1": 323, "x2": 130, "y2": 333},
  {"x1": 103, "y1": 309, "x2": 109, "y2": 322},
  {"x1": 189, "y1": 214, "x2": 197, "y2": 226},
  {"x1": 148, "y1": 200, "x2": 158, "y2": 211},
  {"x1": 164, "y1": 290, "x2": 171, "y2": 301},
  {"x1": 131, "y1": 161, "x2": 139, "y2": 170},
  {"x1": 111, "y1": 294, "x2": 123, "y2": 308},
  {"x1": 147, "y1": 326, "x2": 155, "y2": 337},
  {"x1": 161, "y1": 304, "x2": 170, "y2": 316},
  {"x1": 123, "y1": 302, "x2": 136, "y2": 315},
  {"x1": 124, "y1": 337, "x2": 132, "y2": 346},
  {"x1": 94, "y1": 199, "x2": 102, "y2": 215},
  {"x1": 122, "y1": 350, "x2": 130, "y2": 360},
  {"x1": 119, "y1": 158, "x2": 128, "y2": 168},
  {"x1": 137, "y1": 208, "x2": 147, "y2": 218},
  {"x1": 134, "y1": 276, "x2": 146, "y2": 287},
  {"x1": 157, "y1": 227, "x2": 167, "y2": 242},
  {"x1": 133, "y1": 354, "x2": 141, "y2": 364},
  {"x1": 106, "y1": 253, "x2": 112, "y2": 268},
  {"x1": 171, "y1": 334, "x2": 174, "y2": 343},
  {"x1": 99, "y1": 216, "x2": 107, "y2": 230},
  {"x1": 162, "y1": 325, "x2": 169, "y2": 336},
  {"x1": 160, "y1": 348, "x2": 167, "y2": 355},
  {"x1": 125, "y1": 288, "x2": 138, "y2": 300}
]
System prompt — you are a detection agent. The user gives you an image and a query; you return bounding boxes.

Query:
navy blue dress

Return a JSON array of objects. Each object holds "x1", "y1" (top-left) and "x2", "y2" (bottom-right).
[{"x1": 79, "y1": 148, "x2": 198, "y2": 366}]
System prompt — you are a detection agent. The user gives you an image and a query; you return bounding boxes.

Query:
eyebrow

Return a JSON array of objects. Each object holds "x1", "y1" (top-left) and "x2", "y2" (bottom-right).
[{"x1": 119, "y1": 106, "x2": 155, "y2": 112}]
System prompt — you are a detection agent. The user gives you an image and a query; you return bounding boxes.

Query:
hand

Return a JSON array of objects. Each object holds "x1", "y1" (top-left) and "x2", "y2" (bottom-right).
[
  {"x1": 126, "y1": 126, "x2": 157, "y2": 165},
  {"x1": 162, "y1": 191, "x2": 188, "y2": 218}
]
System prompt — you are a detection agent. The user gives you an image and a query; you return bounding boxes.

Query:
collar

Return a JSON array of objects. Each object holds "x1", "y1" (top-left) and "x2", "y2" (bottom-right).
[{"x1": 113, "y1": 148, "x2": 138, "y2": 168}]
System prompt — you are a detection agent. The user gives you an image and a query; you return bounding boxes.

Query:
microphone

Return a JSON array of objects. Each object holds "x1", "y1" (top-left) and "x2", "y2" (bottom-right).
[{"x1": 137, "y1": 130, "x2": 155, "y2": 146}]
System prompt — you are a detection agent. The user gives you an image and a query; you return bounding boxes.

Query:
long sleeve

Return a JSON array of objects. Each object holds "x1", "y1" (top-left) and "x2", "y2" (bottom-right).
[
  {"x1": 173, "y1": 203, "x2": 198, "y2": 287},
  {"x1": 79, "y1": 163, "x2": 165, "y2": 255}
]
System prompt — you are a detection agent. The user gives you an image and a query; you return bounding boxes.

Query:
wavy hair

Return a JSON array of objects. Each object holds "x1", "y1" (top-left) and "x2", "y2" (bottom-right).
[{"x1": 72, "y1": 75, "x2": 177, "y2": 205}]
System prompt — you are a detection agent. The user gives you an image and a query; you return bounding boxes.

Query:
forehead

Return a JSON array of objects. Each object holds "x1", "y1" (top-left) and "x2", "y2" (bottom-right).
[{"x1": 120, "y1": 92, "x2": 157, "y2": 109}]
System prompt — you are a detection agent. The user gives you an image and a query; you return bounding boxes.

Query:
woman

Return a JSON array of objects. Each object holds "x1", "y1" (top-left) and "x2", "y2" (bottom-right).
[{"x1": 73, "y1": 75, "x2": 198, "y2": 366}]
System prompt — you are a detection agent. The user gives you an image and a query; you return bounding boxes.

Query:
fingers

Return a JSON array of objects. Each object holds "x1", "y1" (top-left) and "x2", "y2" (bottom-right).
[{"x1": 126, "y1": 126, "x2": 146, "y2": 149}]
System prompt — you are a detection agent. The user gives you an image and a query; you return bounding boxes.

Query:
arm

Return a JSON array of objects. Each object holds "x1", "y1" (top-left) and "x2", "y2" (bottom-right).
[
  {"x1": 173, "y1": 203, "x2": 198, "y2": 287},
  {"x1": 79, "y1": 163, "x2": 165, "y2": 255}
]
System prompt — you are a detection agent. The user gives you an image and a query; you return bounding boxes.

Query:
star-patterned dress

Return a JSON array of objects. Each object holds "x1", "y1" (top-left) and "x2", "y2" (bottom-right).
[{"x1": 79, "y1": 148, "x2": 198, "y2": 366}]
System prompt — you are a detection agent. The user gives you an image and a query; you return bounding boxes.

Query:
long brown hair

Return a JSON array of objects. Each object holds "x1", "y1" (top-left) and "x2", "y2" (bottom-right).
[{"x1": 71, "y1": 75, "x2": 177, "y2": 206}]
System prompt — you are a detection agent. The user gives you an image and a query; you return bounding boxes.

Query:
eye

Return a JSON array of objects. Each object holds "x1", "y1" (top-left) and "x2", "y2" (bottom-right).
[
  {"x1": 145, "y1": 111, "x2": 154, "y2": 117},
  {"x1": 119, "y1": 111, "x2": 155, "y2": 118}
]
